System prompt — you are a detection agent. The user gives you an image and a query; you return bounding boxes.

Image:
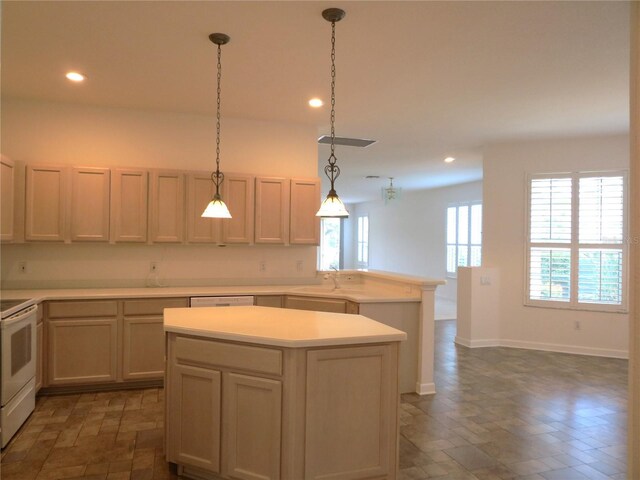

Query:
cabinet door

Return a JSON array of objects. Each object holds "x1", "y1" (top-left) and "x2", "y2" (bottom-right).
[
  {"x1": 305, "y1": 345, "x2": 396, "y2": 480},
  {"x1": 25, "y1": 165, "x2": 68, "y2": 241},
  {"x1": 1, "y1": 156, "x2": 15, "y2": 241},
  {"x1": 47, "y1": 318, "x2": 118, "y2": 385},
  {"x1": 111, "y1": 168, "x2": 148, "y2": 242},
  {"x1": 222, "y1": 373, "x2": 282, "y2": 480},
  {"x1": 290, "y1": 178, "x2": 320, "y2": 245},
  {"x1": 168, "y1": 364, "x2": 221, "y2": 474},
  {"x1": 149, "y1": 170, "x2": 185, "y2": 243},
  {"x1": 284, "y1": 295, "x2": 347, "y2": 313},
  {"x1": 122, "y1": 316, "x2": 164, "y2": 380},
  {"x1": 186, "y1": 172, "x2": 220, "y2": 243},
  {"x1": 70, "y1": 167, "x2": 110, "y2": 242},
  {"x1": 255, "y1": 177, "x2": 290, "y2": 244},
  {"x1": 254, "y1": 296, "x2": 283, "y2": 308},
  {"x1": 222, "y1": 174, "x2": 254, "y2": 244},
  {"x1": 36, "y1": 321, "x2": 43, "y2": 392}
]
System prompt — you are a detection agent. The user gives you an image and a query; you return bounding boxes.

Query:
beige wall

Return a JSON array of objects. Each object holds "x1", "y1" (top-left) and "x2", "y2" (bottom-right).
[
  {"x1": 483, "y1": 134, "x2": 629, "y2": 357},
  {"x1": 0, "y1": 98, "x2": 319, "y2": 289}
]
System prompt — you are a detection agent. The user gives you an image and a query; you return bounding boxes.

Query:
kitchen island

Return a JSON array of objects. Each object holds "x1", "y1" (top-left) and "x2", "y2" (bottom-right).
[{"x1": 164, "y1": 305, "x2": 406, "y2": 480}]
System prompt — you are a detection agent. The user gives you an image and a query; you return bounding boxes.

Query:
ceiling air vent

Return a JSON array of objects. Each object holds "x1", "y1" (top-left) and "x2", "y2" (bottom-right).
[{"x1": 318, "y1": 135, "x2": 376, "y2": 148}]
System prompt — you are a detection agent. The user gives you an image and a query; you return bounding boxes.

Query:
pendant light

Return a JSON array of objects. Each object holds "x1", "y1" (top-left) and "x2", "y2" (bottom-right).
[
  {"x1": 202, "y1": 33, "x2": 232, "y2": 219},
  {"x1": 316, "y1": 8, "x2": 349, "y2": 218},
  {"x1": 383, "y1": 177, "x2": 402, "y2": 204}
]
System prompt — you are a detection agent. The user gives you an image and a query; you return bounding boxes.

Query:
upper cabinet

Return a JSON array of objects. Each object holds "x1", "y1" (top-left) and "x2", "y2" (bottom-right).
[
  {"x1": 255, "y1": 177, "x2": 290, "y2": 244},
  {"x1": 186, "y1": 172, "x2": 220, "y2": 243},
  {"x1": 17, "y1": 163, "x2": 319, "y2": 247},
  {"x1": 222, "y1": 174, "x2": 254, "y2": 244},
  {"x1": 149, "y1": 170, "x2": 185, "y2": 243},
  {"x1": 70, "y1": 167, "x2": 111, "y2": 242},
  {"x1": 290, "y1": 178, "x2": 321, "y2": 245},
  {"x1": 25, "y1": 165, "x2": 69, "y2": 242},
  {"x1": 110, "y1": 168, "x2": 148, "y2": 243},
  {"x1": 1, "y1": 156, "x2": 16, "y2": 242}
]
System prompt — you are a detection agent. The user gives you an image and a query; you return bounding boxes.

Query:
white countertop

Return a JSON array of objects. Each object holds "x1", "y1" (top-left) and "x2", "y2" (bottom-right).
[
  {"x1": 0, "y1": 283, "x2": 422, "y2": 305},
  {"x1": 164, "y1": 305, "x2": 407, "y2": 347}
]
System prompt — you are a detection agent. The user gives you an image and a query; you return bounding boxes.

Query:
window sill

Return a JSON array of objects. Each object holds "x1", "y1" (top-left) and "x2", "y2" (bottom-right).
[{"x1": 524, "y1": 300, "x2": 628, "y2": 315}]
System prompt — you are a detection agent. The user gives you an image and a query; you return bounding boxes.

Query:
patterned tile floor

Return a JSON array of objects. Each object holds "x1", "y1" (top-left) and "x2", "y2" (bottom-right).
[{"x1": 1, "y1": 320, "x2": 628, "y2": 480}]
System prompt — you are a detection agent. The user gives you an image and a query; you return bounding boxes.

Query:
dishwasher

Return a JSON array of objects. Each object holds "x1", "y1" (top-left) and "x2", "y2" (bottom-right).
[{"x1": 189, "y1": 296, "x2": 255, "y2": 308}]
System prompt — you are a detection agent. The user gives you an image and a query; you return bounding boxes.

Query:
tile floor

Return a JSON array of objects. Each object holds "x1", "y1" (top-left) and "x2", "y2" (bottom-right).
[{"x1": 1, "y1": 320, "x2": 628, "y2": 480}]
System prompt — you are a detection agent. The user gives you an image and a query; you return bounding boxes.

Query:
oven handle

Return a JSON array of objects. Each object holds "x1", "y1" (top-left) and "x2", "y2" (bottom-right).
[{"x1": 2, "y1": 304, "x2": 38, "y2": 328}]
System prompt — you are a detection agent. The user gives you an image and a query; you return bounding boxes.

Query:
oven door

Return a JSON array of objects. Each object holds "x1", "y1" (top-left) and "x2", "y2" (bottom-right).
[{"x1": 1, "y1": 304, "x2": 37, "y2": 406}]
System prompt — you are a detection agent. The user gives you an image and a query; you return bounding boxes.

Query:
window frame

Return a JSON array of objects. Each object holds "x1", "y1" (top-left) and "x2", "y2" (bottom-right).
[
  {"x1": 446, "y1": 201, "x2": 482, "y2": 278},
  {"x1": 318, "y1": 217, "x2": 343, "y2": 271},
  {"x1": 356, "y1": 215, "x2": 369, "y2": 269},
  {"x1": 524, "y1": 170, "x2": 628, "y2": 313}
]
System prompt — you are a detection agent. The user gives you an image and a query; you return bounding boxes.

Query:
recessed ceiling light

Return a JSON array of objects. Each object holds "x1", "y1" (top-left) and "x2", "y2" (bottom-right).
[
  {"x1": 308, "y1": 98, "x2": 323, "y2": 108},
  {"x1": 444, "y1": 156, "x2": 455, "y2": 163},
  {"x1": 65, "y1": 72, "x2": 86, "y2": 82},
  {"x1": 365, "y1": 175, "x2": 380, "y2": 179}
]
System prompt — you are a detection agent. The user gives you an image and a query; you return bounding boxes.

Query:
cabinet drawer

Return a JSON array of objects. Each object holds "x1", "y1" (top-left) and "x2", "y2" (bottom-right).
[
  {"x1": 174, "y1": 336, "x2": 282, "y2": 376},
  {"x1": 48, "y1": 300, "x2": 118, "y2": 319},
  {"x1": 123, "y1": 297, "x2": 188, "y2": 316},
  {"x1": 284, "y1": 296, "x2": 347, "y2": 313}
]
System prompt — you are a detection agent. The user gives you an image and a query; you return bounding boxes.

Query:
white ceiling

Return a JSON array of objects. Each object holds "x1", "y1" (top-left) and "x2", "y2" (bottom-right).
[{"x1": 1, "y1": 1, "x2": 630, "y2": 203}]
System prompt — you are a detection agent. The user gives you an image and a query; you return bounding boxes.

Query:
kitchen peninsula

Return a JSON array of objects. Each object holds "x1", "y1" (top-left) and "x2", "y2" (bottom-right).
[
  {"x1": 1, "y1": 270, "x2": 444, "y2": 395},
  {"x1": 163, "y1": 305, "x2": 406, "y2": 480}
]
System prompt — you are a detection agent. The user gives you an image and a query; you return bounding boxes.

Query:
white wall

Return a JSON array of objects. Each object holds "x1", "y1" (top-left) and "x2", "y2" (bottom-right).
[
  {"x1": 346, "y1": 181, "x2": 482, "y2": 300},
  {"x1": 483, "y1": 134, "x2": 629, "y2": 357},
  {"x1": 0, "y1": 98, "x2": 319, "y2": 289}
]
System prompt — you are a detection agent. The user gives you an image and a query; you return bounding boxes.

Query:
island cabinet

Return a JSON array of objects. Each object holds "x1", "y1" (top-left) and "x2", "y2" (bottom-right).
[
  {"x1": 284, "y1": 295, "x2": 359, "y2": 315},
  {"x1": 165, "y1": 306, "x2": 405, "y2": 480}
]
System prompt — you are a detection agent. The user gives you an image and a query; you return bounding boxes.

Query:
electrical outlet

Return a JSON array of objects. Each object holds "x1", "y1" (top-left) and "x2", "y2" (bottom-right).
[
  {"x1": 480, "y1": 275, "x2": 491, "y2": 285},
  {"x1": 575, "y1": 321, "x2": 581, "y2": 330},
  {"x1": 150, "y1": 262, "x2": 158, "y2": 273},
  {"x1": 296, "y1": 260, "x2": 303, "y2": 272},
  {"x1": 19, "y1": 261, "x2": 27, "y2": 274},
  {"x1": 259, "y1": 261, "x2": 266, "y2": 272}
]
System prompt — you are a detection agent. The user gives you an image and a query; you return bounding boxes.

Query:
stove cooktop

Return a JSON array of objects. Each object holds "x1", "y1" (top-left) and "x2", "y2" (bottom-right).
[{"x1": 0, "y1": 299, "x2": 32, "y2": 319}]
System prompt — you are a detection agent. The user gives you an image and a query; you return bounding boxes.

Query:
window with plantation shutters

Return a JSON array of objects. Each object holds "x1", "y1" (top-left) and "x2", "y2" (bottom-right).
[{"x1": 526, "y1": 172, "x2": 627, "y2": 311}]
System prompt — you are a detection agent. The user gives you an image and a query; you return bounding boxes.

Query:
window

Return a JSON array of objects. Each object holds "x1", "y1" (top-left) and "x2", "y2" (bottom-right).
[
  {"x1": 319, "y1": 218, "x2": 341, "y2": 270},
  {"x1": 526, "y1": 172, "x2": 627, "y2": 311},
  {"x1": 446, "y1": 203, "x2": 482, "y2": 275},
  {"x1": 357, "y1": 215, "x2": 369, "y2": 268}
]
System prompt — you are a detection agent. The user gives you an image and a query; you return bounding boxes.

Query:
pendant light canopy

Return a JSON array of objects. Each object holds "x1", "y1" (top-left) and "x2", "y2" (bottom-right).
[
  {"x1": 316, "y1": 8, "x2": 349, "y2": 218},
  {"x1": 202, "y1": 33, "x2": 232, "y2": 219}
]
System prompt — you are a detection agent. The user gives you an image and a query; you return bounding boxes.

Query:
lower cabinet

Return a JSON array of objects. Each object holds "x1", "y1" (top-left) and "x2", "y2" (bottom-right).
[
  {"x1": 48, "y1": 317, "x2": 118, "y2": 385},
  {"x1": 284, "y1": 295, "x2": 347, "y2": 313},
  {"x1": 44, "y1": 297, "x2": 188, "y2": 389},
  {"x1": 166, "y1": 334, "x2": 399, "y2": 480},
  {"x1": 35, "y1": 317, "x2": 43, "y2": 392}
]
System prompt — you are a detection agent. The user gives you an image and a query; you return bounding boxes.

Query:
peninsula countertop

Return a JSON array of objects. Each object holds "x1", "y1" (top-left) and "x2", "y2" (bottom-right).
[
  {"x1": 164, "y1": 305, "x2": 407, "y2": 347},
  {"x1": 0, "y1": 283, "x2": 422, "y2": 305}
]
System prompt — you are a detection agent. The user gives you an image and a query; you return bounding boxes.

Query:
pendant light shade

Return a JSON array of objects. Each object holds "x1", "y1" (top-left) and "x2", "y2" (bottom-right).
[
  {"x1": 316, "y1": 8, "x2": 349, "y2": 218},
  {"x1": 317, "y1": 192, "x2": 349, "y2": 218},
  {"x1": 202, "y1": 195, "x2": 232, "y2": 218},
  {"x1": 202, "y1": 32, "x2": 232, "y2": 219}
]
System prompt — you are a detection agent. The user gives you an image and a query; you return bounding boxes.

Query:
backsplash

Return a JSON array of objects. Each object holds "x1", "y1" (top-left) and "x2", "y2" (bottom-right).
[{"x1": 1, "y1": 243, "x2": 318, "y2": 290}]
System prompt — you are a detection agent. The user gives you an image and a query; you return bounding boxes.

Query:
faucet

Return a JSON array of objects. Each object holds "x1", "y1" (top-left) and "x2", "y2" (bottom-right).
[{"x1": 330, "y1": 266, "x2": 341, "y2": 290}]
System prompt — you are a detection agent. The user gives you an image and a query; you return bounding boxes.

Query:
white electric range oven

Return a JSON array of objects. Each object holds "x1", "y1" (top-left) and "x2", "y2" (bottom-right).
[{"x1": 0, "y1": 299, "x2": 37, "y2": 448}]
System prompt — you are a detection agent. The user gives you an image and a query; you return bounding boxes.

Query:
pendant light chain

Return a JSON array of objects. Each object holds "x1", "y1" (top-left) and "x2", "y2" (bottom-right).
[
  {"x1": 213, "y1": 42, "x2": 224, "y2": 196},
  {"x1": 325, "y1": 18, "x2": 340, "y2": 194}
]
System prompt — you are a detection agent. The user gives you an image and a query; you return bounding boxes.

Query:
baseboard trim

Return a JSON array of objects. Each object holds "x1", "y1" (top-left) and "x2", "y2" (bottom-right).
[
  {"x1": 415, "y1": 382, "x2": 436, "y2": 395},
  {"x1": 454, "y1": 336, "x2": 501, "y2": 348},
  {"x1": 453, "y1": 337, "x2": 628, "y2": 359},
  {"x1": 500, "y1": 339, "x2": 629, "y2": 359}
]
